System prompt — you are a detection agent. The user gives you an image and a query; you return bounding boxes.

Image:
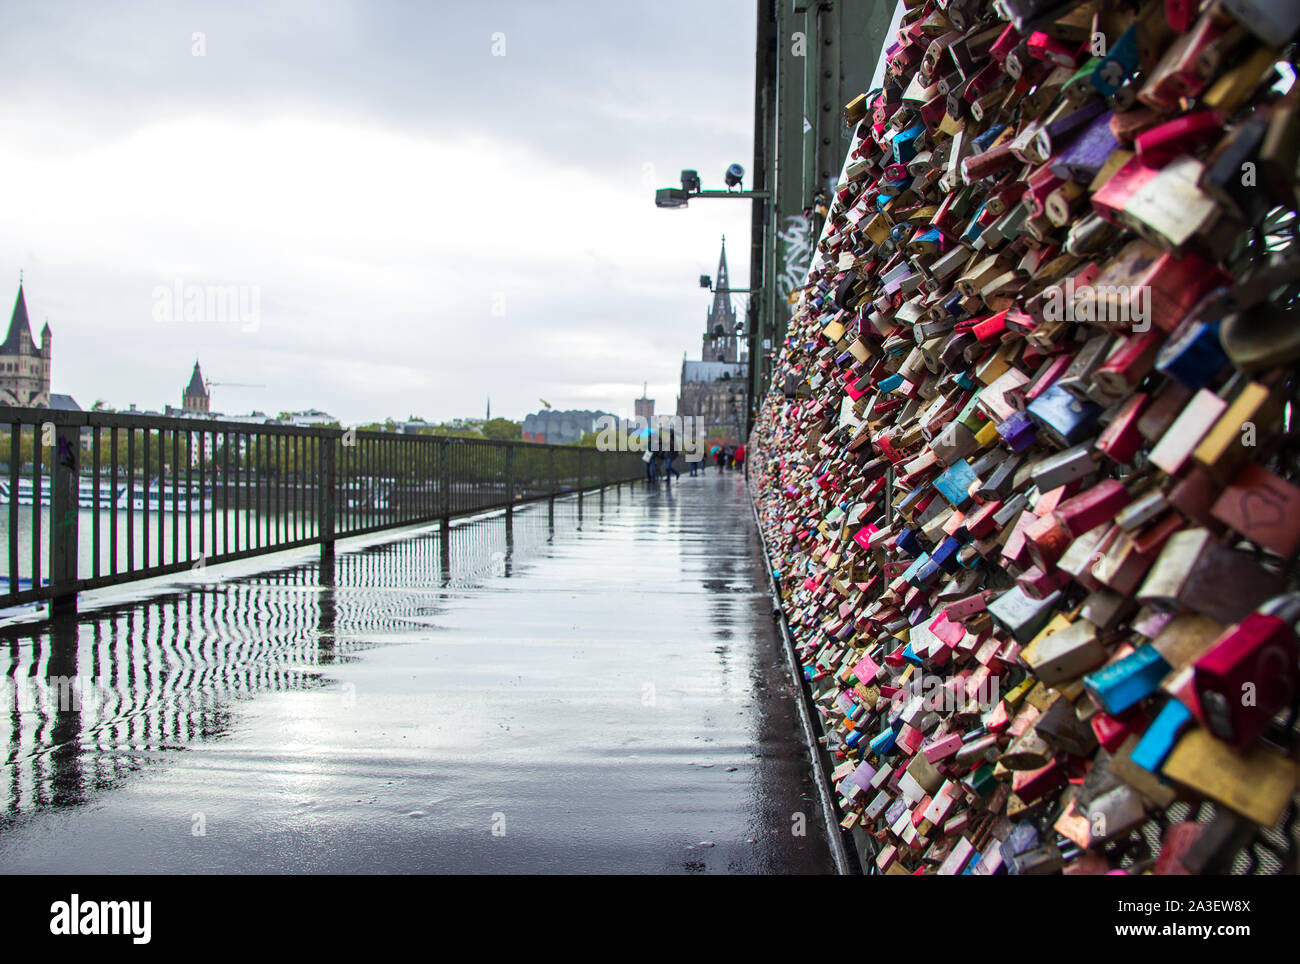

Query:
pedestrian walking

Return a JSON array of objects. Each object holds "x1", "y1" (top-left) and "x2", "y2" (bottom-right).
[
  {"x1": 659, "y1": 428, "x2": 681, "y2": 484},
  {"x1": 643, "y1": 447, "x2": 657, "y2": 483},
  {"x1": 663, "y1": 447, "x2": 680, "y2": 482}
]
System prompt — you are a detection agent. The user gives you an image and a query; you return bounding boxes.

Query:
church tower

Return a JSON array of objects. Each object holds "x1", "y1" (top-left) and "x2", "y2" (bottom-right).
[
  {"x1": 0, "y1": 283, "x2": 53, "y2": 407},
  {"x1": 182, "y1": 360, "x2": 210, "y2": 412},
  {"x1": 702, "y1": 237, "x2": 740, "y2": 364}
]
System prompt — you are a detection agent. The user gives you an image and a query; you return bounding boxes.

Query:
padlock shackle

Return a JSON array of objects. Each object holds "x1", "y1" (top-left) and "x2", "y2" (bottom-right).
[{"x1": 1258, "y1": 592, "x2": 1300, "y2": 632}]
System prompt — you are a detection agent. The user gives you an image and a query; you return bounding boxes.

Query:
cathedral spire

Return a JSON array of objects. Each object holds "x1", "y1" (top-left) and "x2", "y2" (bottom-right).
[
  {"x1": 712, "y1": 236, "x2": 730, "y2": 304},
  {"x1": 703, "y1": 237, "x2": 738, "y2": 363}
]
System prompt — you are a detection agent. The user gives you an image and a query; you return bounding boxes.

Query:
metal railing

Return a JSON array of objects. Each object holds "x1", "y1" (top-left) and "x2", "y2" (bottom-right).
[{"x1": 0, "y1": 406, "x2": 643, "y2": 613}]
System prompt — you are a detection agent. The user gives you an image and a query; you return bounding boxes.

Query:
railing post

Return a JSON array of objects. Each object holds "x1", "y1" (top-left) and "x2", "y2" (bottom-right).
[
  {"x1": 548, "y1": 447, "x2": 556, "y2": 499},
  {"x1": 439, "y1": 438, "x2": 451, "y2": 521},
  {"x1": 320, "y1": 431, "x2": 336, "y2": 562},
  {"x1": 505, "y1": 445, "x2": 515, "y2": 515},
  {"x1": 576, "y1": 447, "x2": 584, "y2": 493},
  {"x1": 50, "y1": 421, "x2": 80, "y2": 616}
]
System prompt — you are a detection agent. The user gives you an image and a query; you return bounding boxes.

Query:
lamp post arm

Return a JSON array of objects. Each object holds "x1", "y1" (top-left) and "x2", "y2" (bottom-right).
[{"x1": 689, "y1": 190, "x2": 771, "y2": 199}]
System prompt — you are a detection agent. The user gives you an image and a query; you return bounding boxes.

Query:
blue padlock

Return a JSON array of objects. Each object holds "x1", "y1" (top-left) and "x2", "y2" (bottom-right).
[
  {"x1": 869, "y1": 726, "x2": 898, "y2": 755},
  {"x1": 910, "y1": 555, "x2": 944, "y2": 589},
  {"x1": 1155, "y1": 319, "x2": 1229, "y2": 389},
  {"x1": 931, "y1": 535, "x2": 962, "y2": 573},
  {"x1": 911, "y1": 227, "x2": 943, "y2": 250},
  {"x1": 934, "y1": 460, "x2": 977, "y2": 508},
  {"x1": 1026, "y1": 383, "x2": 1102, "y2": 447},
  {"x1": 1083, "y1": 644, "x2": 1171, "y2": 716},
  {"x1": 1091, "y1": 23, "x2": 1138, "y2": 97},
  {"x1": 891, "y1": 124, "x2": 925, "y2": 165},
  {"x1": 972, "y1": 123, "x2": 1008, "y2": 152},
  {"x1": 1130, "y1": 698, "x2": 1193, "y2": 773},
  {"x1": 895, "y1": 527, "x2": 924, "y2": 556},
  {"x1": 960, "y1": 201, "x2": 989, "y2": 244},
  {"x1": 900, "y1": 552, "x2": 932, "y2": 584}
]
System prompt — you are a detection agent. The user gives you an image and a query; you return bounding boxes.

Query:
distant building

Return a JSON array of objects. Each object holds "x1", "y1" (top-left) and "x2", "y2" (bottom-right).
[
  {"x1": 397, "y1": 416, "x2": 432, "y2": 434},
  {"x1": 677, "y1": 239, "x2": 747, "y2": 443},
  {"x1": 281, "y1": 409, "x2": 338, "y2": 427},
  {"x1": 182, "y1": 360, "x2": 210, "y2": 412},
  {"x1": 521, "y1": 409, "x2": 608, "y2": 445},
  {"x1": 634, "y1": 384, "x2": 654, "y2": 419},
  {"x1": 1, "y1": 284, "x2": 53, "y2": 407},
  {"x1": 222, "y1": 411, "x2": 273, "y2": 425}
]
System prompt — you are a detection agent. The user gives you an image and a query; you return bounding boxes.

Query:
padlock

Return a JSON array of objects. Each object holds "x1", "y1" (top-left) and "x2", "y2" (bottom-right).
[
  {"x1": 1083, "y1": 644, "x2": 1172, "y2": 715},
  {"x1": 1194, "y1": 594, "x2": 1300, "y2": 749},
  {"x1": 1135, "y1": 110, "x2": 1224, "y2": 168},
  {"x1": 1138, "y1": 12, "x2": 1241, "y2": 111},
  {"x1": 1200, "y1": 112, "x2": 1275, "y2": 226},
  {"x1": 1094, "y1": 392, "x2": 1148, "y2": 465},
  {"x1": 1138, "y1": 527, "x2": 1284, "y2": 625},
  {"x1": 1161, "y1": 727, "x2": 1295, "y2": 827},
  {"x1": 1130, "y1": 698, "x2": 1194, "y2": 773},
  {"x1": 1030, "y1": 443, "x2": 1096, "y2": 491},
  {"x1": 1210, "y1": 462, "x2": 1300, "y2": 556},
  {"x1": 1155, "y1": 298, "x2": 1231, "y2": 389},
  {"x1": 1027, "y1": 617, "x2": 1109, "y2": 686},
  {"x1": 1148, "y1": 388, "x2": 1229, "y2": 476}
]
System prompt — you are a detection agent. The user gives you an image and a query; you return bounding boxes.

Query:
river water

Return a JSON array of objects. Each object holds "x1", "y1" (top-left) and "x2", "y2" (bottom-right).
[{"x1": 0, "y1": 472, "x2": 831, "y2": 874}]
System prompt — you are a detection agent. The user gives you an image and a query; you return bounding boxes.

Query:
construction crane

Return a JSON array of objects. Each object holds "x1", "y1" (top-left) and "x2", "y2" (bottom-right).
[{"x1": 205, "y1": 379, "x2": 265, "y2": 407}]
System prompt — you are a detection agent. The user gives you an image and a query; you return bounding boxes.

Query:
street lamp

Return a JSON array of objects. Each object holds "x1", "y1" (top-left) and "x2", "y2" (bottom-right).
[
  {"x1": 654, "y1": 165, "x2": 770, "y2": 209},
  {"x1": 656, "y1": 163, "x2": 770, "y2": 440}
]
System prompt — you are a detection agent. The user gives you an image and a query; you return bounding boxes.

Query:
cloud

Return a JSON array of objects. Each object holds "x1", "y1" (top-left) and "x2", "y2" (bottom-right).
[{"x1": 0, "y1": 0, "x2": 757, "y2": 423}]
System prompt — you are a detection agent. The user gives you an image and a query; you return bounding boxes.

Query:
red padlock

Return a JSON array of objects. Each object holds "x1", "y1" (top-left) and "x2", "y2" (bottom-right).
[{"x1": 1193, "y1": 595, "x2": 1300, "y2": 750}]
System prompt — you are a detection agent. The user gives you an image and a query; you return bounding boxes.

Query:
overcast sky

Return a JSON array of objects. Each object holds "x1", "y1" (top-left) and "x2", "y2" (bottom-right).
[{"x1": 0, "y1": 0, "x2": 757, "y2": 424}]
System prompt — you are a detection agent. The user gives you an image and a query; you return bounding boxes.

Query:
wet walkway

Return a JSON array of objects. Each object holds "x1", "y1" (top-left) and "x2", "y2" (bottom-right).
[{"x1": 0, "y1": 470, "x2": 832, "y2": 874}]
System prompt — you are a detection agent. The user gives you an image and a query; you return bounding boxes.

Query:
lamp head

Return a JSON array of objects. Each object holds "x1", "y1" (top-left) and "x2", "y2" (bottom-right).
[{"x1": 655, "y1": 188, "x2": 690, "y2": 209}]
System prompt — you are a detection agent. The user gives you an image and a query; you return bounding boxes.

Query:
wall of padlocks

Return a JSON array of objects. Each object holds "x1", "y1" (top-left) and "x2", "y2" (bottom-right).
[{"x1": 749, "y1": 0, "x2": 1300, "y2": 875}]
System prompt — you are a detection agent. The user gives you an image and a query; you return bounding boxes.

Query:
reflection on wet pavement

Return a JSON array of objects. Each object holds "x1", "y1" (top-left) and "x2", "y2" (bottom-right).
[{"x1": 1, "y1": 475, "x2": 832, "y2": 874}]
